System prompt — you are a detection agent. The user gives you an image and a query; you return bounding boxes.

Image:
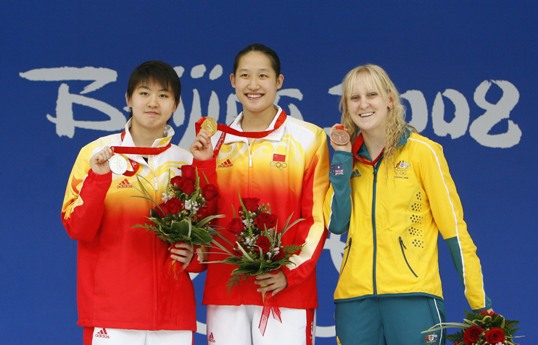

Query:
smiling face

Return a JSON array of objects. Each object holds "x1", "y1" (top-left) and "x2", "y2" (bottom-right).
[
  {"x1": 345, "y1": 72, "x2": 393, "y2": 138},
  {"x1": 126, "y1": 79, "x2": 178, "y2": 136},
  {"x1": 230, "y1": 51, "x2": 284, "y2": 120}
]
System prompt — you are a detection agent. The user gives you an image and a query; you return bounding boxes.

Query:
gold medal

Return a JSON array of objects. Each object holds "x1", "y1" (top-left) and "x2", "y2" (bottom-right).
[
  {"x1": 201, "y1": 117, "x2": 218, "y2": 136},
  {"x1": 330, "y1": 125, "x2": 350, "y2": 146},
  {"x1": 108, "y1": 154, "x2": 128, "y2": 175}
]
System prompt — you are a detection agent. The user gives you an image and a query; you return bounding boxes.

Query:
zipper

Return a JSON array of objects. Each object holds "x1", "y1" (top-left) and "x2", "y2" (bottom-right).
[
  {"x1": 399, "y1": 237, "x2": 418, "y2": 277},
  {"x1": 372, "y1": 163, "x2": 379, "y2": 295},
  {"x1": 248, "y1": 139, "x2": 254, "y2": 168},
  {"x1": 151, "y1": 160, "x2": 158, "y2": 190}
]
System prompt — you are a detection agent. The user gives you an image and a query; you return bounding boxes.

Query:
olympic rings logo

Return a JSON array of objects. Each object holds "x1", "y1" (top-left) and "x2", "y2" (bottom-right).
[{"x1": 270, "y1": 161, "x2": 288, "y2": 169}]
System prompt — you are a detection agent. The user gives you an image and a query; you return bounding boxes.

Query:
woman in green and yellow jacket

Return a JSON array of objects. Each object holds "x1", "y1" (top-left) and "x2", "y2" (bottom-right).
[{"x1": 323, "y1": 64, "x2": 492, "y2": 345}]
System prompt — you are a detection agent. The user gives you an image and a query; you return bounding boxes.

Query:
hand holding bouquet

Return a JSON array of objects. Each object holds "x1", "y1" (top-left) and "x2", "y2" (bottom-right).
[
  {"x1": 134, "y1": 164, "x2": 223, "y2": 275},
  {"x1": 215, "y1": 196, "x2": 303, "y2": 289},
  {"x1": 213, "y1": 195, "x2": 304, "y2": 335}
]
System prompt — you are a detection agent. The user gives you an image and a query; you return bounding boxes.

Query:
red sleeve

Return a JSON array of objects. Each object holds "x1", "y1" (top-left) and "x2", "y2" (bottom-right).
[{"x1": 185, "y1": 245, "x2": 208, "y2": 273}]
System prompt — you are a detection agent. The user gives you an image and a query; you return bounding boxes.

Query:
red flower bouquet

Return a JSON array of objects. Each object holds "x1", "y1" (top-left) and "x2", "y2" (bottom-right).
[
  {"x1": 212, "y1": 196, "x2": 304, "y2": 335},
  {"x1": 423, "y1": 310, "x2": 521, "y2": 345},
  {"x1": 215, "y1": 196, "x2": 304, "y2": 289},
  {"x1": 133, "y1": 164, "x2": 223, "y2": 246}
]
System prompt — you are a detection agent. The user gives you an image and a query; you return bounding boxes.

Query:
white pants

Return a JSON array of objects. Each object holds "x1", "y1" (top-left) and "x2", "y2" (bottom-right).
[
  {"x1": 89, "y1": 327, "x2": 192, "y2": 345},
  {"x1": 206, "y1": 305, "x2": 315, "y2": 345}
]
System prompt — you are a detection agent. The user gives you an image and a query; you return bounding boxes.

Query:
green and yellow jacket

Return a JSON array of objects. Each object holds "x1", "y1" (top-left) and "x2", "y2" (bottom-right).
[{"x1": 323, "y1": 130, "x2": 491, "y2": 311}]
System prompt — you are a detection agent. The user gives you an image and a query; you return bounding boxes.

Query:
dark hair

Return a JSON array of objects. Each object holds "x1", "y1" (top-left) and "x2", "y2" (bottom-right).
[
  {"x1": 126, "y1": 60, "x2": 181, "y2": 105},
  {"x1": 232, "y1": 43, "x2": 281, "y2": 76}
]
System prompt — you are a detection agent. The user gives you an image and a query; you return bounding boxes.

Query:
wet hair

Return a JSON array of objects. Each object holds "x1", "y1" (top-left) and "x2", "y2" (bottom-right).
[
  {"x1": 126, "y1": 60, "x2": 181, "y2": 105},
  {"x1": 339, "y1": 64, "x2": 412, "y2": 162},
  {"x1": 232, "y1": 43, "x2": 281, "y2": 76}
]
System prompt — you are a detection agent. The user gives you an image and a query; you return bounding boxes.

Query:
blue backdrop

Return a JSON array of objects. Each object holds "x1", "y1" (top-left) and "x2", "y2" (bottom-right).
[{"x1": 1, "y1": 1, "x2": 535, "y2": 344}]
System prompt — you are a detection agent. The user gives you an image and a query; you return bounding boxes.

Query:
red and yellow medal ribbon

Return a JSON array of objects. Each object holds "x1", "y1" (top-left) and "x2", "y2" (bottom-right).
[
  {"x1": 109, "y1": 131, "x2": 172, "y2": 176},
  {"x1": 195, "y1": 111, "x2": 288, "y2": 158}
]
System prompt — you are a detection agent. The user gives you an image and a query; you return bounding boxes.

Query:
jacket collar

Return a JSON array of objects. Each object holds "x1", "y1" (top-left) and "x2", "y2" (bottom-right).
[{"x1": 122, "y1": 119, "x2": 175, "y2": 148}]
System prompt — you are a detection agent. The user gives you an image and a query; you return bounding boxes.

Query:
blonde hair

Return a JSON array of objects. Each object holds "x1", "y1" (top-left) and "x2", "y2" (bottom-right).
[{"x1": 339, "y1": 64, "x2": 412, "y2": 163}]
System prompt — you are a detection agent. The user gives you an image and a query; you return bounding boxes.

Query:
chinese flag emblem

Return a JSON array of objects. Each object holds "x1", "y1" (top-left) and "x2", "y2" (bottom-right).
[{"x1": 273, "y1": 153, "x2": 286, "y2": 162}]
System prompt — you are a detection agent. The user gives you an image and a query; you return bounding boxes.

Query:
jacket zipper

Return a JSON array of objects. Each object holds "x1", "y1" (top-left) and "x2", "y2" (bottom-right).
[
  {"x1": 399, "y1": 236, "x2": 418, "y2": 277},
  {"x1": 372, "y1": 163, "x2": 379, "y2": 295},
  {"x1": 248, "y1": 139, "x2": 254, "y2": 168}
]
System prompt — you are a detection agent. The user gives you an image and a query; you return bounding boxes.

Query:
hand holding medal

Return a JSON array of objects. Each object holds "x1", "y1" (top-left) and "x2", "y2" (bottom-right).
[
  {"x1": 200, "y1": 117, "x2": 218, "y2": 137},
  {"x1": 90, "y1": 146, "x2": 129, "y2": 175},
  {"x1": 88, "y1": 147, "x2": 114, "y2": 175},
  {"x1": 108, "y1": 154, "x2": 128, "y2": 175},
  {"x1": 330, "y1": 124, "x2": 350, "y2": 146},
  {"x1": 191, "y1": 117, "x2": 218, "y2": 160},
  {"x1": 193, "y1": 113, "x2": 288, "y2": 159}
]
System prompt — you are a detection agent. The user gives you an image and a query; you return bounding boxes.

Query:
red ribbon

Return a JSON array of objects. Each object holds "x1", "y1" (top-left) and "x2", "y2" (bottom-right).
[
  {"x1": 351, "y1": 133, "x2": 384, "y2": 166},
  {"x1": 195, "y1": 111, "x2": 288, "y2": 158},
  {"x1": 110, "y1": 144, "x2": 171, "y2": 156},
  {"x1": 258, "y1": 292, "x2": 282, "y2": 336},
  {"x1": 110, "y1": 131, "x2": 172, "y2": 155},
  {"x1": 108, "y1": 131, "x2": 172, "y2": 176}
]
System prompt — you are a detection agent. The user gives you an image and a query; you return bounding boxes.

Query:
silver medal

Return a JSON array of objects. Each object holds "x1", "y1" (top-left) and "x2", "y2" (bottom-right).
[{"x1": 108, "y1": 154, "x2": 128, "y2": 175}]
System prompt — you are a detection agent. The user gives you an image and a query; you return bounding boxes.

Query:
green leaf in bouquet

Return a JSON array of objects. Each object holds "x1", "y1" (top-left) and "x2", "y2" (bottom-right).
[
  {"x1": 190, "y1": 226, "x2": 215, "y2": 246},
  {"x1": 283, "y1": 244, "x2": 303, "y2": 255},
  {"x1": 170, "y1": 219, "x2": 193, "y2": 241}
]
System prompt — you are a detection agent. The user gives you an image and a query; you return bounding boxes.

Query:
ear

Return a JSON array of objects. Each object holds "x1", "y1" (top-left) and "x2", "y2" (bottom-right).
[
  {"x1": 387, "y1": 93, "x2": 394, "y2": 110},
  {"x1": 125, "y1": 93, "x2": 131, "y2": 107},
  {"x1": 172, "y1": 98, "x2": 180, "y2": 113},
  {"x1": 230, "y1": 73, "x2": 236, "y2": 88},
  {"x1": 276, "y1": 74, "x2": 284, "y2": 89}
]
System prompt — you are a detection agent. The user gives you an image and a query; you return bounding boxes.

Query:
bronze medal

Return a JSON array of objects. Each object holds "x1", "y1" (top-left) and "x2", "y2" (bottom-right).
[{"x1": 330, "y1": 126, "x2": 350, "y2": 145}]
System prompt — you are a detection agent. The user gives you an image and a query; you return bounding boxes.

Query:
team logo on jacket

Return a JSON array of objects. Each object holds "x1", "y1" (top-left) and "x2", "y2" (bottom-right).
[
  {"x1": 351, "y1": 169, "x2": 361, "y2": 178},
  {"x1": 270, "y1": 153, "x2": 287, "y2": 169},
  {"x1": 117, "y1": 178, "x2": 133, "y2": 188},
  {"x1": 218, "y1": 159, "x2": 233, "y2": 168},
  {"x1": 394, "y1": 160, "x2": 410, "y2": 179}
]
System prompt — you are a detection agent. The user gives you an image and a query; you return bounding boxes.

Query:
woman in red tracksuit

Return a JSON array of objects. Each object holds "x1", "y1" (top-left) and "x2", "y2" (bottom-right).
[{"x1": 61, "y1": 60, "x2": 213, "y2": 345}]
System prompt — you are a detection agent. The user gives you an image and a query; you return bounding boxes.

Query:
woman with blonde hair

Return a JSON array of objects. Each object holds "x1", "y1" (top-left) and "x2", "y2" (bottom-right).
[{"x1": 324, "y1": 64, "x2": 492, "y2": 345}]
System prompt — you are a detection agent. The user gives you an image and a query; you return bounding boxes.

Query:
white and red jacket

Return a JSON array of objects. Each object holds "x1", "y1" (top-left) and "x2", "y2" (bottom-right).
[
  {"x1": 203, "y1": 108, "x2": 330, "y2": 309},
  {"x1": 61, "y1": 122, "x2": 213, "y2": 330}
]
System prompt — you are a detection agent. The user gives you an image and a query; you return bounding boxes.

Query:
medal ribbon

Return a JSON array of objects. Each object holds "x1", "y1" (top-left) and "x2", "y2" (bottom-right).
[
  {"x1": 258, "y1": 292, "x2": 282, "y2": 336},
  {"x1": 110, "y1": 144, "x2": 171, "y2": 155},
  {"x1": 351, "y1": 133, "x2": 384, "y2": 166},
  {"x1": 109, "y1": 131, "x2": 172, "y2": 176},
  {"x1": 195, "y1": 111, "x2": 287, "y2": 158},
  {"x1": 110, "y1": 131, "x2": 172, "y2": 155}
]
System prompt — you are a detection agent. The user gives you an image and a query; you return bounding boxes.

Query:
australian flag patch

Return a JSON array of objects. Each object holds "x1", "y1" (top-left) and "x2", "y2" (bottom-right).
[{"x1": 330, "y1": 164, "x2": 344, "y2": 176}]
